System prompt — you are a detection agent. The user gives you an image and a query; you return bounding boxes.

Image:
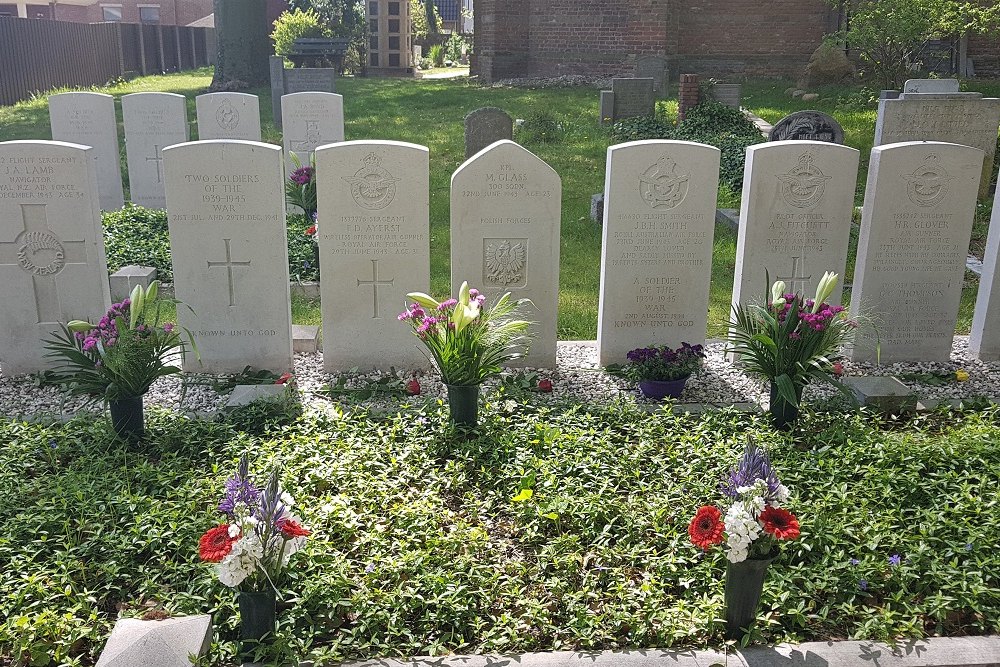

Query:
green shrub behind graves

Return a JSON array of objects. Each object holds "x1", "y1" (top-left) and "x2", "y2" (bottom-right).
[
  {"x1": 673, "y1": 100, "x2": 764, "y2": 191},
  {"x1": 517, "y1": 109, "x2": 563, "y2": 144},
  {"x1": 103, "y1": 204, "x2": 174, "y2": 282}
]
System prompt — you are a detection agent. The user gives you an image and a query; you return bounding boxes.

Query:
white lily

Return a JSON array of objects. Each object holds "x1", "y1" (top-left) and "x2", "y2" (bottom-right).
[
  {"x1": 67, "y1": 320, "x2": 94, "y2": 333},
  {"x1": 451, "y1": 281, "x2": 481, "y2": 333},
  {"x1": 770, "y1": 280, "x2": 786, "y2": 304},
  {"x1": 406, "y1": 291, "x2": 440, "y2": 310},
  {"x1": 811, "y1": 272, "x2": 839, "y2": 313},
  {"x1": 128, "y1": 283, "x2": 145, "y2": 330}
]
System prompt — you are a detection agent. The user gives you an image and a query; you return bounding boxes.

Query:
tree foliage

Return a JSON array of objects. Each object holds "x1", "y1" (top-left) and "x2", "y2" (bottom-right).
[
  {"x1": 411, "y1": 0, "x2": 442, "y2": 40},
  {"x1": 270, "y1": 8, "x2": 332, "y2": 58},
  {"x1": 832, "y1": 0, "x2": 1000, "y2": 88}
]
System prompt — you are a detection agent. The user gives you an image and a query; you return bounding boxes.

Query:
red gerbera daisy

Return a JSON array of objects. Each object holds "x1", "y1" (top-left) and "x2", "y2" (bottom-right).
[
  {"x1": 759, "y1": 506, "x2": 800, "y2": 540},
  {"x1": 199, "y1": 524, "x2": 237, "y2": 562},
  {"x1": 279, "y1": 519, "x2": 311, "y2": 539},
  {"x1": 688, "y1": 505, "x2": 725, "y2": 550}
]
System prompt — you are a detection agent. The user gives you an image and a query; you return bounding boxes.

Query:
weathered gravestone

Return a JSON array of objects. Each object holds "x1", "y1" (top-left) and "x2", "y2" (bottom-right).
[
  {"x1": 163, "y1": 140, "x2": 293, "y2": 373},
  {"x1": 195, "y1": 93, "x2": 262, "y2": 142},
  {"x1": 596, "y1": 140, "x2": 720, "y2": 366},
  {"x1": 0, "y1": 140, "x2": 111, "y2": 375},
  {"x1": 269, "y1": 56, "x2": 337, "y2": 129},
  {"x1": 48, "y1": 92, "x2": 125, "y2": 211},
  {"x1": 599, "y1": 90, "x2": 615, "y2": 125},
  {"x1": 875, "y1": 93, "x2": 1000, "y2": 198},
  {"x1": 611, "y1": 78, "x2": 655, "y2": 121},
  {"x1": 95, "y1": 615, "x2": 212, "y2": 667},
  {"x1": 281, "y1": 92, "x2": 344, "y2": 172},
  {"x1": 315, "y1": 140, "x2": 430, "y2": 371},
  {"x1": 904, "y1": 78, "x2": 960, "y2": 94},
  {"x1": 849, "y1": 141, "x2": 984, "y2": 363},
  {"x1": 451, "y1": 140, "x2": 561, "y2": 367},
  {"x1": 732, "y1": 141, "x2": 860, "y2": 310},
  {"x1": 464, "y1": 108, "x2": 513, "y2": 159},
  {"x1": 122, "y1": 92, "x2": 188, "y2": 209},
  {"x1": 969, "y1": 184, "x2": 1000, "y2": 360},
  {"x1": 635, "y1": 55, "x2": 669, "y2": 96},
  {"x1": 768, "y1": 110, "x2": 845, "y2": 143}
]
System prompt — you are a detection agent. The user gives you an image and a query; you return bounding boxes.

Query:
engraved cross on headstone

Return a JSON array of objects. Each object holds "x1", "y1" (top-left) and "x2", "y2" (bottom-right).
[
  {"x1": 146, "y1": 144, "x2": 165, "y2": 183},
  {"x1": 207, "y1": 238, "x2": 252, "y2": 307},
  {"x1": 289, "y1": 120, "x2": 322, "y2": 152},
  {"x1": 357, "y1": 259, "x2": 394, "y2": 318},
  {"x1": 0, "y1": 203, "x2": 87, "y2": 323},
  {"x1": 777, "y1": 256, "x2": 812, "y2": 294}
]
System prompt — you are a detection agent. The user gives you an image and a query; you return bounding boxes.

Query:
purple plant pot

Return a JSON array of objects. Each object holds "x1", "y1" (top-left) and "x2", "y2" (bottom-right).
[{"x1": 638, "y1": 376, "x2": 689, "y2": 400}]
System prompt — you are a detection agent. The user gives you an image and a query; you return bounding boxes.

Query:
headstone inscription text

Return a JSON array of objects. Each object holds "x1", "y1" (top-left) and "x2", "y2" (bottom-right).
[
  {"x1": 48, "y1": 92, "x2": 125, "y2": 210},
  {"x1": 122, "y1": 92, "x2": 188, "y2": 209}
]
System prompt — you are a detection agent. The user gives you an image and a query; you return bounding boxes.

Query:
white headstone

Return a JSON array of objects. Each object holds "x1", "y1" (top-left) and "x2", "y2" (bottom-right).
[
  {"x1": 0, "y1": 140, "x2": 111, "y2": 375},
  {"x1": 48, "y1": 92, "x2": 125, "y2": 211},
  {"x1": 281, "y1": 92, "x2": 344, "y2": 172},
  {"x1": 732, "y1": 141, "x2": 860, "y2": 309},
  {"x1": 315, "y1": 140, "x2": 430, "y2": 371},
  {"x1": 849, "y1": 141, "x2": 984, "y2": 363},
  {"x1": 596, "y1": 140, "x2": 720, "y2": 366},
  {"x1": 903, "y1": 78, "x2": 960, "y2": 94},
  {"x1": 163, "y1": 140, "x2": 293, "y2": 373},
  {"x1": 451, "y1": 140, "x2": 561, "y2": 367},
  {"x1": 122, "y1": 92, "x2": 188, "y2": 209},
  {"x1": 195, "y1": 92, "x2": 262, "y2": 142},
  {"x1": 968, "y1": 184, "x2": 1000, "y2": 360}
]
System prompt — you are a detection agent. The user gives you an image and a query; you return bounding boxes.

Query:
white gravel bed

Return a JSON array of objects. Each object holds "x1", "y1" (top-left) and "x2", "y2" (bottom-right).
[{"x1": 2, "y1": 337, "x2": 998, "y2": 420}]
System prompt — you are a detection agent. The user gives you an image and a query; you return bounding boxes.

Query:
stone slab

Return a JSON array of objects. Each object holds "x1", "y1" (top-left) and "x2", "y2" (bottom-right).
[
  {"x1": 195, "y1": 92, "x2": 262, "y2": 142},
  {"x1": 599, "y1": 90, "x2": 615, "y2": 125},
  {"x1": 0, "y1": 140, "x2": 111, "y2": 375},
  {"x1": 48, "y1": 92, "x2": 125, "y2": 211},
  {"x1": 292, "y1": 324, "x2": 321, "y2": 353},
  {"x1": 281, "y1": 92, "x2": 344, "y2": 172},
  {"x1": 590, "y1": 193, "x2": 604, "y2": 222},
  {"x1": 109, "y1": 265, "x2": 156, "y2": 302},
  {"x1": 597, "y1": 140, "x2": 720, "y2": 366},
  {"x1": 464, "y1": 107, "x2": 513, "y2": 159},
  {"x1": 968, "y1": 183, "x2": 1000, "y2": 359},
  {"x1": 875, "y1": 95, "x2": 1000, "y2": 199},
  {"x1": 269, "y1": 57, "x2": 338, "y2": 129},
  {"x1": 225, "y1": 384, "x2": 287, "y2": 409},
  {"x1": 163, "y1": 140, "x2": 293, "y2": 373},
  {"x1": 96, "y1": 614, "x2": 211, "y2": 667},
  {"x1": 849, "y1": 141, "x2": 983, "y2": 363},
  {"x1": 635, "y1": 55, "x2": 668, "y2": 95},
  {"x1": 122, "y1": 92, "x2": 189, "y2": 209},
  {"x1": 732, "y1": 141, "x2": 860, "y2": 310},
  {"x1": 768, "y1": 110, "x2": 845, "y2": 143},
  {"x1": 715, "y1": 208, "x2": 739, "y2": 230},
  {"x1": 451, "y1": 140, "x2": 561, "y2": 367},
  {"x1": 316, "y1": 140, "x2": 430, "y2": 371},
  {"x1": 842, "y1": 376, "x2": 917, "y2": 413},
  {"x1": 904, "y1": 78, "x2": 960, "y2": 94},
  {"x1": 611, "y1": 78, "x2": 655, "y2": 121}
]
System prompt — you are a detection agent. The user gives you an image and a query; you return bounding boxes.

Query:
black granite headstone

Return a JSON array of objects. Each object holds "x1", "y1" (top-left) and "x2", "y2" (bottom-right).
[{"x1": 768, "y1": 110, "x2": 845, "y2": 144}]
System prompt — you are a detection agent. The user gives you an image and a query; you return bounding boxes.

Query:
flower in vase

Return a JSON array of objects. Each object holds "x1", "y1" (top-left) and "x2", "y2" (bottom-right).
[
  {"x1": 199, "y1": 524, "x2": 238, "y2": 563},
  {"x1": 759, "y1": 506, "x2": 801, "y2": 540},
  {"x1": 688, "y1": 505, "x2": 725, "y2": 549}
]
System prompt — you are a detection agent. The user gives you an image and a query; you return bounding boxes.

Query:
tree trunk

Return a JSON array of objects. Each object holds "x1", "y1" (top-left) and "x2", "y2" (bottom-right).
[
  {"x1": 425, "y1": 0, "x2": 437, "y2": 35},
  {"x1": 211, "y1": 0, "x2": 271, "y2": 88}
]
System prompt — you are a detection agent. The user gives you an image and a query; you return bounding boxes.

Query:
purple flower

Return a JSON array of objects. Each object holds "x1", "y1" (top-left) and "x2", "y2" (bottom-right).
[
  {"x1": 849, "y1": 558, "x2": 860, "y2": 566},
  {"x1": 365, "y1": 562, "x2": 375, "y2": 573},
  {"x1": 888, "y1": 554, "x2": 902, "y2": 567},
  {"x1": 290, "y1": 166, "x2": 314, "y2": 185},
  {"x1": 163, "y1": 323, "x2": 174, "y2": 332},
  {"x1": 965, "y1": 543, "x2": 973, "y2": 551},
  {"x1": 720, "y1": 439, "x2": 782, "y2": 501},
  {"x1": 859, "y1": 579, "x2": 868, "y2": 591},
  {"x1": 218, "y1": 455, "x2": 261, "y2": 518}
]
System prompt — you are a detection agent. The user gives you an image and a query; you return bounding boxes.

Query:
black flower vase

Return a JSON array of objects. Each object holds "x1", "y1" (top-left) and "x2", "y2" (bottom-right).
[
  {"x1": 108, "y1": 396, "x2": 144, "y2": 443},
  {"x1": 768, "y1": 382, "x2": 803, "y2": 430},
  {"x1": 238, "y1": 589, "x2": 276, "y2": 642},
  {"x1": 445, "y1": 383, "x2": 479, "y2": 427},
  {"x1": 724, "y1": 552, "x2": 777, "y2": 640}
]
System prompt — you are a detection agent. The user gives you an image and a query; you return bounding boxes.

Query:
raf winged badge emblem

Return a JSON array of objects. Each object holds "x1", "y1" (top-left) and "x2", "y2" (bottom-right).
[
  {"x1": 484, "y1": 239, "x2": 526, "y2": 287},
  {"x1": 903, "y1": 154, "x2": 952, "y2": 207},
  {"x1": 342, "y1": 152, "x2": 400, "y2": 210},
  {"x1": 639, "y1": 155, "x2": 689, "y2": 209},
  {"x1": 777, "y1": 153, "x2": 831, "y2": 208}
]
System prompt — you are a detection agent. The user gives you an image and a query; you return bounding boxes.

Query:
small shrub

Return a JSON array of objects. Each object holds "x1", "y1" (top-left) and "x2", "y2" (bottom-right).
[
  {"x1": 286, "y1": 214, "x2": 320, "y2": 283},
  {"x1": 444, "y1": 34, "x2": 468, "y2": 63},
  {"x1": 428, "y1": 43, "x2": 444, "y2": 68},
  {"x1": 610, "y1": 115, "x2": 674, "y2": 143},
  {"x1": 103, "y1": 205, "x2": 173, "y2": 282},
  {"x1": 222, "y1": 386, "x2": 302, "y2": 435},
  {"x1": 517, "y1": 109, "x2": 563, "y2": 144},
  {"x1": 674, "y1": 100, "x2": 764, "y2": 190},
  {"x1": 270, "y1": 9, "x2": 332, "y2": 60}
]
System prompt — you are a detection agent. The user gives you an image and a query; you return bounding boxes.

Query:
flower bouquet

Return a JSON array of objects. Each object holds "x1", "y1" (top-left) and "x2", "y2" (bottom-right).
[
  {"x1": 285, "y1": 153, "x2": 317, "y2": 219},
  {"x1": 399, "y1": 281, "x2": 533, "y2": 426},
  {"x1": 688, "y1": 439, "x2": 801, "y2": 639},
  {"x1": 198, "y1": 455, "x2": 311, "y2": 643},
  {"x1": 614, "y1": 342, "x2": 705, "y2": 400},
  {"x1": 43, "y1": 281, "x2": 194, "y2": 442},
  {"x1": 727, "y1": 272, "x2": 858, "y2": 428}
]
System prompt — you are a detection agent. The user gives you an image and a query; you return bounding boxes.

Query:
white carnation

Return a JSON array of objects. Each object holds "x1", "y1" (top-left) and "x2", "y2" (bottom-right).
[{"x1": 280, "y1": 491, "x2": 295, "y2": 508}]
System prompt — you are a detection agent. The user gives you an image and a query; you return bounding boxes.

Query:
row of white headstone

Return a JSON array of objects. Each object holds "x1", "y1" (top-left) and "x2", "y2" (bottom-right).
[
  {"x1": 48, "y1": 91, "x2": 343, "y2": 211},
  {"x1": 2, "y1": 132, "x2": 998, "y2": 378}
]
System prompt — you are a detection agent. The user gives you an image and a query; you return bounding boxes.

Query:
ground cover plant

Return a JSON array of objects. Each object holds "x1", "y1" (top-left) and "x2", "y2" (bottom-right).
[{"x1": 1, "y1": 403, "x2": 998, "y2": 665}]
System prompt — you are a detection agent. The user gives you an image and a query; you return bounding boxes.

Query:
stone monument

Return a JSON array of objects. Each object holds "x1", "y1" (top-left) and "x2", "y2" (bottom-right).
[{"x1": 48, "y1": 92, "x2": 125, "y2": 211}]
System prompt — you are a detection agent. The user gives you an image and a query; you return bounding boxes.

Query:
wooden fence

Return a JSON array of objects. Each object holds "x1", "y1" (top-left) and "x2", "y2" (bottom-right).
[{"x1": 0, "y1": 17, "x2": 216, "y2": 106}]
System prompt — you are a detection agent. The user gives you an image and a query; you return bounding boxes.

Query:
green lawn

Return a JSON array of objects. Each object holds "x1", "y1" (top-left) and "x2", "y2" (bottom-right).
[{"x1": 2, "y1": 70, "x2": 997, "y2": 338}]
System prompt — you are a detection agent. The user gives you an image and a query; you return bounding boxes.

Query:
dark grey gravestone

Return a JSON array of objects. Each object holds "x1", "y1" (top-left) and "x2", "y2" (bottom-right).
[
  {"x1": 464, "y1": 107, "x2": 513, "y2": 159},
  {"x1": 599, "y1": 90, "x2": 615, "y2": 125},
  {"x1": 269, "y1": 56, "x2": 337, "y2": 129},
  {"x1": 590, "y1": 193, "x2": 604, "y2": 222},
  {"x1": 611, "y1": 78, "x2": 655, "y2": 121},
  {"x1": 768, "y1": 110, "x2": 845, "y2": 143},
  {"x1": 635, "y1": 55, "x2": 669, "y2": 96}
]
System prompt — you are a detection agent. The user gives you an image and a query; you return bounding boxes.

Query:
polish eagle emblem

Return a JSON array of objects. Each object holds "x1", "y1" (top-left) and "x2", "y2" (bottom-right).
[
  {"x1": 342, "y1": 152, "x2": 399, "y2": 210},
  {"x1": 777, "y1": 153, "x2": 831, "y2": 208},
  {"x1": 484, "y1": 239, "x2": 526, "y2": 286}
]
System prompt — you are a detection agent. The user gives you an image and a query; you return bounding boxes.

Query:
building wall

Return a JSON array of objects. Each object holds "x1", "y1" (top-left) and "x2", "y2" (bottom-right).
[
  {"x1": 969, "y1": 32, "x2": 1000, "y2": 78},
  {"x1": 45, "y1": 0, "x2": 212, "y2": 25}
]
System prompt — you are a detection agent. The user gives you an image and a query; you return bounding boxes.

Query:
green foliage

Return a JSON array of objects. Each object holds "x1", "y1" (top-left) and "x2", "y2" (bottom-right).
[
  {"x1": 223, "y1": 387, "x2": 302, "y2": 435},
  {"x1": 270, "y1": 9, "x2": 333, "y2": 58},
  {"x1": 103, "y1": 205, "x2": 173, "y2": 282},
  {"x1": 285, "y1": 153, "x2": 317, "y2": 219},
  {"x1": 428, "y1": 43, "x2": 445, "y2": 68},
  {"x1": 2, "y1": 405, "x2": 1000, "y2": 664},
  {"x1": 517, "y1": 109, "x2": 563, "y2": 144},
  {"x1": 286, "y1": 214, "x2": 321, "y2": 282},
  {"x1": 444, "y1": 33, "x2": 468, "y2": 63},
  {"x1": 610, "y1": 114, "x2": 674, "y2": 143},
  {"x1": 410, "y1": 0, "x2": 442, "y2": 39}
]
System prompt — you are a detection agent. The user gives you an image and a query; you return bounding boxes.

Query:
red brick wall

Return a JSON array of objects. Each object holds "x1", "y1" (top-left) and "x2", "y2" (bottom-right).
[
  {"x1": 474, "y1": 0, "x2": 529, "y2": 82},
  {"x1": 969, "y1": 32, "x2": 1000, "y2": 78},
  {"x1": 48, "y1": 0, "x2": 212, "y2": 26}
]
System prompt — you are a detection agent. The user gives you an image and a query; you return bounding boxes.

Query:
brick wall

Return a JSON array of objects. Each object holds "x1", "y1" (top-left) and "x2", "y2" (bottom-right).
[
  {"x1": 969, "y1": 32, "x2": 1000, "y2": 78},
  {"x1": 47, "y1": 0, "x2": 212, "y2": 26}
]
